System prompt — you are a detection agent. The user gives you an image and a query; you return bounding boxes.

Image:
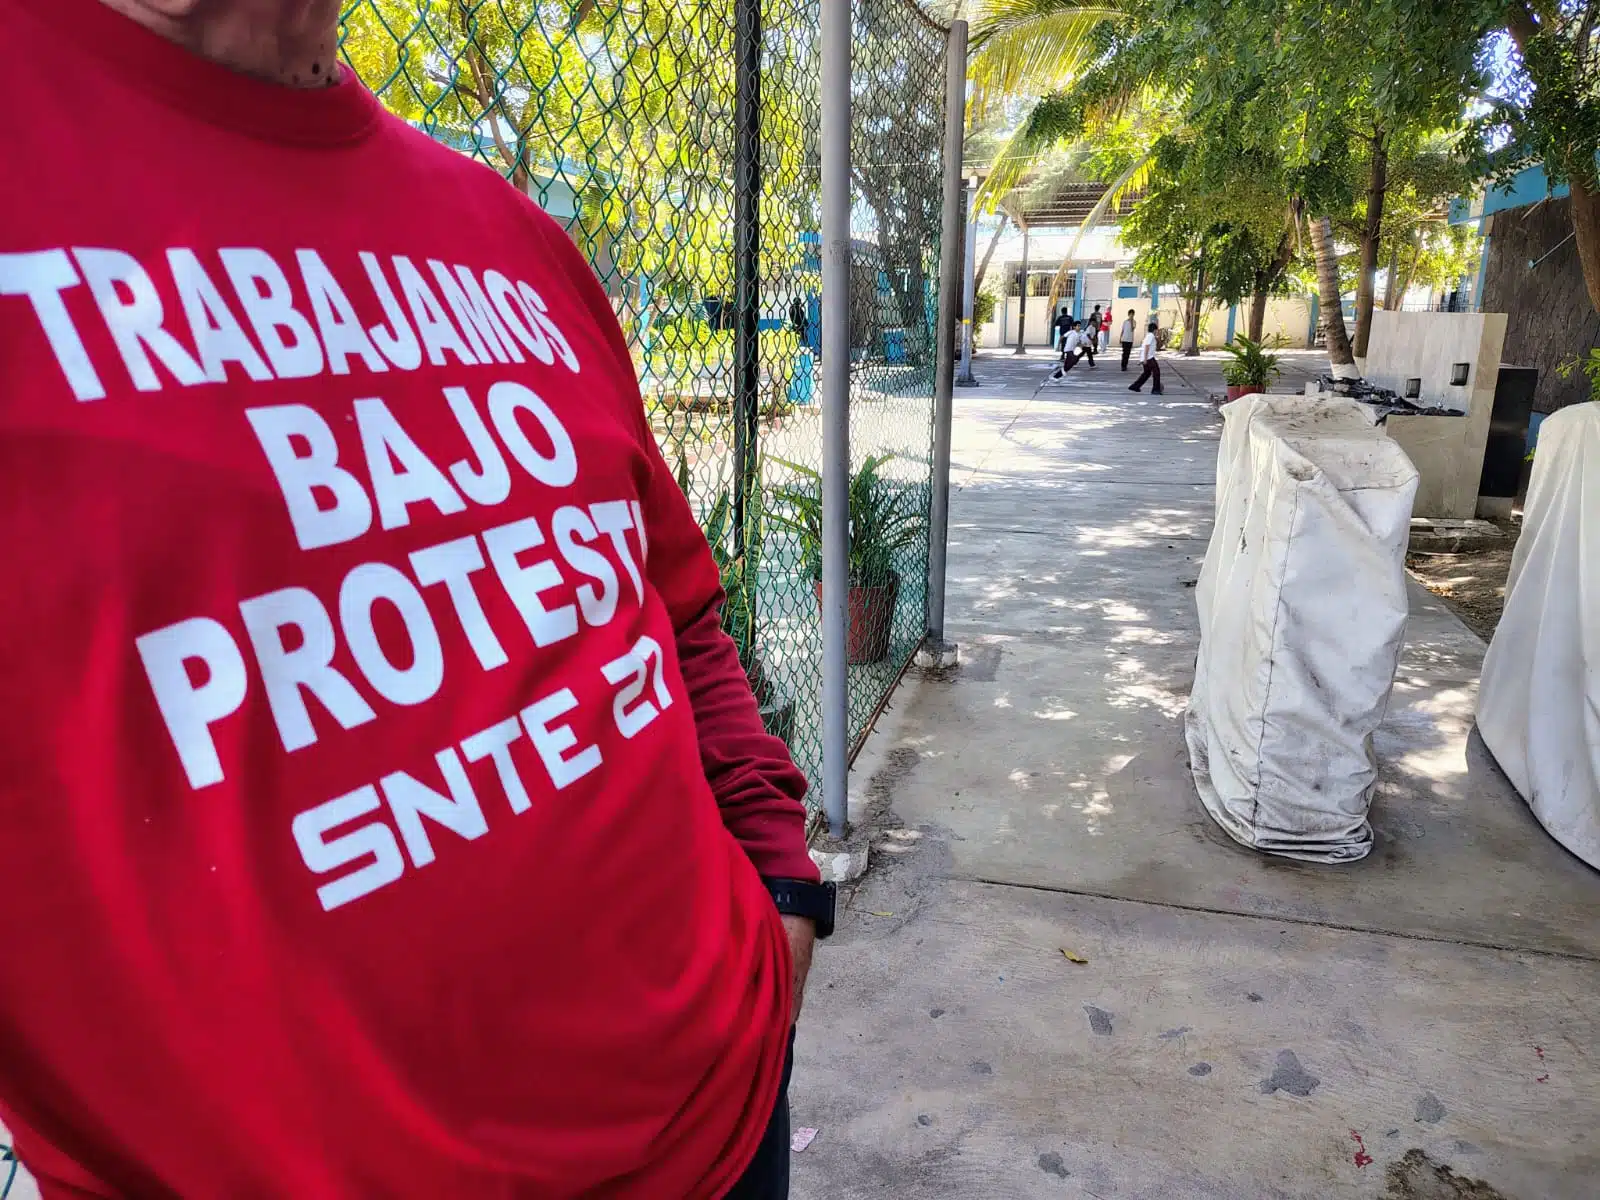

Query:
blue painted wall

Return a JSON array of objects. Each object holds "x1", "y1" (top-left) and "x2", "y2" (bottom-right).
[{"x1": 1448, "y1": 153, "x2": 1600, "y2": 224}]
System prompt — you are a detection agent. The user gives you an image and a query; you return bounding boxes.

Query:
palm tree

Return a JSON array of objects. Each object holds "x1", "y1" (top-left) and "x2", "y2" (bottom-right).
[
  {"x1": 961, "y1": 3, "x2": 1359, "y2": 370},
  {"x1": 965, "y1": 0, "x2": 1122, "y2": 118},
  {"x1": 961, "y1": 1, "x2": 1132, "y2": 207},
  {"x1": 1309, "y1": 216, "x2": 1358, "y2": 376}
]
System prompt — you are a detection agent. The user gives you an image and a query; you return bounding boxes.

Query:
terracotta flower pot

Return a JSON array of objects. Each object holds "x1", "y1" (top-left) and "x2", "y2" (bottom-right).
[
  {"x1": 813, "y1": 576, "x2": 899, "y2": 664},
  {"x1": 1225, "y1": 383, "x2": 1255, "y2": 401}
]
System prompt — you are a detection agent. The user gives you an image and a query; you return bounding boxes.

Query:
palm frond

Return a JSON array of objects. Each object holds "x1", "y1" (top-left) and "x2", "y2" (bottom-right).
[
  {"x1": 975, "y1": 91, "x2": 1088, "y2": 207},
  {"x1": 968, "y1": 1, "x2": 1121, "y2": 116},
  {"x1": 1044, "y1": 148, "x2": 1155, "y2": 304}
]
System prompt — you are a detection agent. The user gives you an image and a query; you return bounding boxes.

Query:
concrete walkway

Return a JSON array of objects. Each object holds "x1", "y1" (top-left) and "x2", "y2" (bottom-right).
[{"x1": 793, "y1": 350, "x2": 1600, "y2": 1199}]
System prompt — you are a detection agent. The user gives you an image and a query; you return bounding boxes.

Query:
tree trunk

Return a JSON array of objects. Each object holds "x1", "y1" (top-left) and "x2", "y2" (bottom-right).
[
  {"x1": 1247, "y1": 292, "x2": 1269, "y2": 343},
  {"x1": 1505, "y1": 2, "x2": 1600, "y2": 315},
  {"x1": 1310, "y1": 215, "x2": 1357, "y2": 376},
  {"x1": 972, "y1": 213, "x2": 1009, "y2": 297},
  {"x1": 1180, "y1": 259, "x2": 1205, "y2": 356},
  {"x1": 1570, "y1": 174, "x2": 1600, "y2": 315},
  {"x1": 1383, "y1": 236, "x2": 1401, "y2": 310},
  {"x1": 855, "y1": 169, "x2": 929, "y2": 358},
  {"x1": 1352, "y1": 131, "x2": 1388, "y2": 359},
  {"x1": 1247, "y1": 225, "x2": 1296, "y2": 341},
  {"x1": 1393, "y1": 228, "x2": 1423, "y2": 308}
]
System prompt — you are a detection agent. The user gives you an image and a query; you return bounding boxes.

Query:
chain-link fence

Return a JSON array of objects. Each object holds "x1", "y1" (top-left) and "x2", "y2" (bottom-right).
[{"x1": 339, "y1": 0, "x2": 946, "y2": 802}]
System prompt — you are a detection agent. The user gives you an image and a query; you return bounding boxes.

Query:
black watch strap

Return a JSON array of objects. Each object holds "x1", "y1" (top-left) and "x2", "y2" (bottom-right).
[{"x1": 764, "y1": 877, "x2": 836, "y2": 939}]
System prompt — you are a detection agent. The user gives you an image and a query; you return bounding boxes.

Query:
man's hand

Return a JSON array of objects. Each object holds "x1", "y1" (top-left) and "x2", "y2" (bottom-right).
[{"x1": 781, "y1": 914, "x2": 816, "y2": 1023}]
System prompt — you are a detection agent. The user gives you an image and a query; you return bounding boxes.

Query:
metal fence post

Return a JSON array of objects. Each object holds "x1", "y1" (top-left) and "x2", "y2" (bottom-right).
[
  {"x1": 925, "y1": 17, "x2": 967, "y2": 655},
  {"x1": 820, "y1": 0, "x2": 851, "y2": 838},
  {"x1": 955, "y1": 177, "x2": 979, "y2": 386},
  {"x1": 1014, "y1": 223, "x2": 1030, "y2": 354},
  {"x1": 732, "y1": 0, "x2": 762, "y2": 557}
]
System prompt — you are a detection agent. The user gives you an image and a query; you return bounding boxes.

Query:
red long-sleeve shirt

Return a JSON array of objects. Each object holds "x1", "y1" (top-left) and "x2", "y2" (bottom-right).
[{"x1": 0, "y1": 0, "x2": 816, "y2": 1194}]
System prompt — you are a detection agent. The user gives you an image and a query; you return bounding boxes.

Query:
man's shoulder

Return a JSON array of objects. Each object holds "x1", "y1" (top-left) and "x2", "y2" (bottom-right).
[{"x1": 372, "y1": 110, "x2": 566, "y2": 235}]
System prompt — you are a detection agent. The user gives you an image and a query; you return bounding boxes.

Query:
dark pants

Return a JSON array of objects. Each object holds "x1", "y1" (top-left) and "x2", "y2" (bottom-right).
[
  {"x1": 1055, "y1": 350, "x2": 1086, "y2": 376},
  {"x1": 724, "y1": 1032, "x2": 794, "y2": 1199},
  {"x1": 1120, "y1": 340, "x2": 1134, "y2": 370},
  {"x1": 1129, "y1": 358, "x2": 1162, "y2": 393},
  {"x1": 1080, "y1": 340, "x2": 1096, "y2": 366}
]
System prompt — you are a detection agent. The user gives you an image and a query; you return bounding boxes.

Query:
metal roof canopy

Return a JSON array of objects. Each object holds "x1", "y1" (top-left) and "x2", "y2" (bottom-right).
[{"x1": 1011, "y1": 180, "x2": 1143, "y2": 229}]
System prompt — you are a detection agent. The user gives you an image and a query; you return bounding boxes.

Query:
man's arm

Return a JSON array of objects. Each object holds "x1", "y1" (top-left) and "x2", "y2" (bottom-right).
[
  {"x1": 531, "y1": 214, "x2": 821, "y2": 1013},
  {"x1": 634, "y1": 473, "x2": 819, "y2": 883},
  {"x1": 531, "y1": 215, "x2": 820, "y2": 878},
  {"x1": 634, "y1": 474, "x2": 821, "y2": 1017}
]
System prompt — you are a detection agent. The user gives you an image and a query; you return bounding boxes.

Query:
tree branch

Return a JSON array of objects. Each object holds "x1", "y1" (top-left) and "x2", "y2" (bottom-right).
[
  {"x1": 973, "y1": 212, "x2": 1009, "y2": 294},
  {"x1": 454, "y1": 1, "x2": 528, "y2": 185},
  {"x1": 1506, "y1": 2, "x2": 1540, "y2": 55},
  {"x1": 1577, "y1": 2, "x2": 1598, "y2": 59}
]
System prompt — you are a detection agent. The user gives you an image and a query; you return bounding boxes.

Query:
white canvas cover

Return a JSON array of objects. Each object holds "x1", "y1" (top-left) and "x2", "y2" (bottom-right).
[
  {"x1": 1186, "y1": 395, "x2": 1420, "y2": 862},
  {"x1": 1478, "y1": 402, "x2": 1600, "y2": 869}
]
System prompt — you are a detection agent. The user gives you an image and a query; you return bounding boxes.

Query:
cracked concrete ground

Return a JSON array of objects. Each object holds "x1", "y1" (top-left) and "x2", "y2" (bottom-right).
[{"x1": 791, "y1": 350, "x2": 1600, "y2": 1199}]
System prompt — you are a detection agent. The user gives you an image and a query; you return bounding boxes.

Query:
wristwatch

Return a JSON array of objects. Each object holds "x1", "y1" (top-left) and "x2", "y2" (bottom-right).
[{"x1": 763, "y1": 877, "x2": 836, "y2": 939}]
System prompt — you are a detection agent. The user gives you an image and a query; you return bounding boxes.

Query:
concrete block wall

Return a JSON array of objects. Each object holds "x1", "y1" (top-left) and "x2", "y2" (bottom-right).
[{"x1": 1366, "y1": 311, "x2": 1508, "y2": 519}]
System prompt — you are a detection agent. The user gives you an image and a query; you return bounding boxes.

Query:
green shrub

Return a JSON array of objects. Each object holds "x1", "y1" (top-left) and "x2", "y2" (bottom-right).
[
  {"x1": 1221, "y1": 334, "x2": 1283, "y2": 390},
  {"x1": 770, "y1": 454, "x2": 926, "y2": 585}
]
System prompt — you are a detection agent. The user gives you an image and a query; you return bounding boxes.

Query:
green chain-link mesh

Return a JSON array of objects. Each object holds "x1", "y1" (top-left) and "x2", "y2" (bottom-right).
[{"x1": 339, "y1": 0, "x2": 945, "y2": 806}]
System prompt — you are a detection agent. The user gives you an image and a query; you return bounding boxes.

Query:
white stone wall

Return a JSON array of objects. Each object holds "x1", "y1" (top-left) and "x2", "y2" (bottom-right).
[{"x1": 1366, "y1": 310, "x2": 1509, "y2": 519}]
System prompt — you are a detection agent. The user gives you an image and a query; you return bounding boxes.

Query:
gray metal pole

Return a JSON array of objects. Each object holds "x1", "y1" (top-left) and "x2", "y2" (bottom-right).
[
  {"x1": 1014, "y1": 224, "x2": 1030, "y2": 354},
  {"x1": 731, "y1": 0, "x2": 762, "y2": 557},
  {"x1": 820, "y1": 0, "x2": 851, "y2": 838},
  {"x1": 925, "y1": 18, "x2": 967, "y2": 652},
  {"x1": 955, "y1": 178, "x2": 979, "y2": 386}
]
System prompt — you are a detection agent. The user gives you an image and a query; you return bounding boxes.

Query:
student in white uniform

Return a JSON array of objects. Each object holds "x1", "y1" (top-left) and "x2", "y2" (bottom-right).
[
  {"x1": 1119, "y1": 309, "x2": 1138, "y2": 370},
  {"x1": 1050, "y1": 321, "x2": 1090, "y2": 379},
  {"x1": 1128, "y1": 320, "x2": 1163, "y2": 394}
]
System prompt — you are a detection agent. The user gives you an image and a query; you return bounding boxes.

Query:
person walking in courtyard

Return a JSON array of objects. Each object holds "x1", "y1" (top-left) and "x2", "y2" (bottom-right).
[
  {"x1": 1051, "y1": 320, "x2": 1090, "y2": 379},
  {"x1": 1053, "y1": 305, "x2": 1073, "y2": 352},
  {"x1": 1077, "y1": 313, "x2": 1097, "y2": 367},
  {"x1": 1087, "y1": 305, "x2": 1103, "y2": 353},
  {"x1": 1098, "y1": 307, "x2": 1112, "y2": 354},
  {"x1": 790, "y1": 293, "x2": 810, "y2": 346},
  {"x1": 0, "y1": 0, "x2": 833, "y2": 1196},
  {"x1": 1129, "y1": 319, "x2": 1163, "y2": 394},
  {"x1": 1119, "y1": 308, "x2": 1138, "y2": 370}
]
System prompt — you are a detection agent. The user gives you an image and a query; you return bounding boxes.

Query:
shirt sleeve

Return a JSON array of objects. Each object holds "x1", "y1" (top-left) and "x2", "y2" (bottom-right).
[{"x1": 534, "y1": 215, "x2": 819, "y2": 883}]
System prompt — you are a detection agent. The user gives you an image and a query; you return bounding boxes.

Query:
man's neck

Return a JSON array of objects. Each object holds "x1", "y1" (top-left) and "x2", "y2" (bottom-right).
[{"x1": 97, "y1": 0, "x2": 343, "y2": 88}]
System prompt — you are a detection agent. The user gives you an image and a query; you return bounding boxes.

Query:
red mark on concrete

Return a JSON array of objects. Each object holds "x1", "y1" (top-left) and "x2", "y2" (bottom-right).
[
  {"x1": 1537, "y1": 1074, "x2": 1550, "y2": 1084},
  {"x1": 1350, "y1": 1130, "x2": 1373, "y2": 1168},
  {"x1": 1535, "y1": 1046, "x2": 1546, "y2": 1061}
]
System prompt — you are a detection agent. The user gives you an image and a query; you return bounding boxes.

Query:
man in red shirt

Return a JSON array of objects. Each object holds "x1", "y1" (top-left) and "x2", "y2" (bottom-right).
[{"x1": 0, "y1": 0, "x2": 834, "y2": 1195}]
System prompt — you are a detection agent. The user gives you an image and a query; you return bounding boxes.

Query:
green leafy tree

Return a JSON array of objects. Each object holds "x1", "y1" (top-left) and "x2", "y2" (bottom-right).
[
  {"x1": 1473, "y1": 2, "x2": 1600, "y2": 314},
  {"x1": 852, "y1": 0, "x2": 948, "y2": 362},
  {"x1": 961, "y1": 0, "x2": 1122, "y2": 123},
  {"x1": 1114, "y1": 127, "x2": 1298, "y2": 354},
  {"x1": 967, "y1": 0, "x2": 1491, "y2": 368},
  {"x1": 1361, "y1": 139, "x2": 1483, "y2": 308},
  {"x1": 339, "y1": 0, "x2": 820, "y2": 347}
]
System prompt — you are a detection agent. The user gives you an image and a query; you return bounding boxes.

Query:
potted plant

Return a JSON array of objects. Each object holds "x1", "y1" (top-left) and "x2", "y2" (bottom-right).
[
  {"x1": 771, "y1": 454, "x2": 927, "y2": 664},
  {"x1": 703, "y1": 476, "x2": 796, "y2": 744},
  {"x1": 1221, "y1": 334, "x2": 1283, "y2": 401}
]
